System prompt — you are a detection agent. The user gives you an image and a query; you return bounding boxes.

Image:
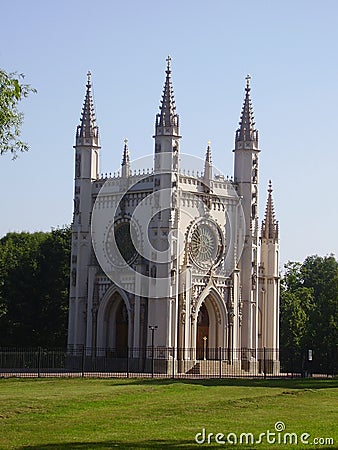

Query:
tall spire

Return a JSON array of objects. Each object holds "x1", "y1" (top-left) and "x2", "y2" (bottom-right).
[
  {"x1": 155, "y1": 56, "x2": 180, "y2": 134},
  {"x1": 121, "y1": 138, "x2": 130, "y2": 178},
  {"x1": 76, "y1": 71, "x2": 99, "y2": 145},
  {"x1": 261, "y1": 180, "x2": 279, "y2": 240},
  {"x1": 235, "y1": 75, "x2": 258, "y2": 144},
  {"x1": 203, "y1": 141, "x2": 212, "y2": 191},
  {"x1": 205, "y1": 140, "x2": 212, "y2": 166}
]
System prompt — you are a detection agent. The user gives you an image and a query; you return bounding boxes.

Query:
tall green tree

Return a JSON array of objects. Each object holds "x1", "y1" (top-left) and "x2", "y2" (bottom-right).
[
  {"x1": 280, "y1": 255, "x2": 338, "y2": 372},
  {"x1": 280, "y1": 286, "x2": 314, "y2": 352},
  {"x1": 0, "y1": 227, "x2": 71, "y2": 347},
  {"x1": 300, "y1": 255, "x2": 338, "y2": 361},
  {"x1": 0, "y1": 69, "x2": 36, "y2": 157}
]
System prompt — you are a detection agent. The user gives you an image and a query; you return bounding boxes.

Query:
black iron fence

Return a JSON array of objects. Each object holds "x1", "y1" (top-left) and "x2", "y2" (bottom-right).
[{"x1": 0, "y1": 346, "x2": 336, "y2": 379}]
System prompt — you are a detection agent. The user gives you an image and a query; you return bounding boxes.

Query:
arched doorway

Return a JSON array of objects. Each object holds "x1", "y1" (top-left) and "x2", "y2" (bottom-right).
[
  {"x1": 196, "y1": 303, "x2": 209, "y2": 359},
  {"x1": 105, "y1": 293, "x2": 129, "y2": 356},
  {"x1": 115, "y1": 299, "x2": 128, "y2": 352},
  {"x1": 194, "y1": 290, "x2": 228, "y2": 360}
]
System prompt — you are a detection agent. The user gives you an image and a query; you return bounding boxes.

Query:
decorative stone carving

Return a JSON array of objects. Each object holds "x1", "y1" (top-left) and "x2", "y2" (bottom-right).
[{"x1": 252, "y1": 272, "x2": 257, "y2": 289}]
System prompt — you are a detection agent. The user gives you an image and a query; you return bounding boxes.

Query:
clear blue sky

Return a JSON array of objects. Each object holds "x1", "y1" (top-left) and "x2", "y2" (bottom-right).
[{"x1": 1, "y1": 0, "x2": 337, "y2": 268}]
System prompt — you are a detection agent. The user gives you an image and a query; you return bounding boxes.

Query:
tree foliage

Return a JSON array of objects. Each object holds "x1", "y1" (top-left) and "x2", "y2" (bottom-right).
[
  {"x1": 0, "y1": 227, "x2": 71, "y2": 347},
  {"x1": 0, "y1": 69, "x2": 36, "y2": 158},
  {"x1": 280, "y1": 255, "x2": 338, "y2": 368}
]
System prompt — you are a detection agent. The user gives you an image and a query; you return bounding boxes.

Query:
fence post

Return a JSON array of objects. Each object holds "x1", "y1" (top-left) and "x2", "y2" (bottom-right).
[
  {"x1": 219, "y1": 347, "x2": 222, "y2": 379},
  {"x1": 37, "y1": 346, "x2": 42, "y2": 378},
  {"x1": 172, "y1": 346, "x2": 175, "y2": 380},
  {"x1": 151, "y1": 342, "x2": 155, "y2": 379},
  {"x1": 81, "y1": 346, "x2": 85, "y2": 378},
  {"x1": 149, "y1": 326, "x2": 157, "y2": 378},
  {"x1": 263, "y1": 347, "x2": 267, "y2": 380},
  {"x1": 126, "y1": 346, "x2": 129, "y2": 378}
]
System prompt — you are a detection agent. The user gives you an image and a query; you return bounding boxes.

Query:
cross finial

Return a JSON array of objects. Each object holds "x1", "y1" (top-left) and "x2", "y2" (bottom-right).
[
  {"x1": 124, "y1": 138, "x2": 128, "y2": 146},
  {"x1": 268, "y1": 179, "x2": 273, "y2": 193},
  {"x1": 207, "y1": 140, "x2": 211, "y2": 147},
  {"x1": 87, "y1": 70, "x2": 92, "y2": 85},
  {"x1": 245, "y1": 74, "x2": 251, "y2": 90},
  {"x1": 166, "y1": 55, "x2": 172, "y2": 73}
]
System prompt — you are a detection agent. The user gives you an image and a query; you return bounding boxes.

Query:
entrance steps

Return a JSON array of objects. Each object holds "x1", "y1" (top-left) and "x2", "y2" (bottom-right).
[{"x1": 185, "y1": 360, "x2": 248, "y2": 376}]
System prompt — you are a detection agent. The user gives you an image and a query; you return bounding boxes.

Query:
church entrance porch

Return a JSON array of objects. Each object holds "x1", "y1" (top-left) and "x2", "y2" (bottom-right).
[
  {"x1": 193, "y1": 291, "x2": 227, "y2": 361},
  {"x1": 96, "y1": 288, "x2": 132, "y2": 358},
  {"x1": 175, "y1": 288, "x2": 230, "y2": 373}
]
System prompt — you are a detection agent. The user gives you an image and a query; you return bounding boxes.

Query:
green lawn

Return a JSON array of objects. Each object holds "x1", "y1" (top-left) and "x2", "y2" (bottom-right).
[{"x1": 0, "y1": 378, "x2": 337, "y2": 449}]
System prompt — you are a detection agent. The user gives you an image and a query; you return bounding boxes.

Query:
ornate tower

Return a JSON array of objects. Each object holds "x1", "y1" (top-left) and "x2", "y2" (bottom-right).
[
  {"x1": 68, "y1": 72, "x2": 100, "y2": 349},
  {"x1": 233, "y1": 75, "x2": 260, "y2": 362},
  {"x1": 259, "y1": 181, "x2": 280, "y2": 369},
  {"x1": 148, "y1": 56, "x2": 181, "y2": 348}
]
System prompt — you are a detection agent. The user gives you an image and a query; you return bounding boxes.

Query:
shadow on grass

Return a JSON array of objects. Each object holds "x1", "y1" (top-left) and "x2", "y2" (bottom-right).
[
  {"x1": 20, "y1": 441, "x2": 336, "y2": 450},
  {"x1": 6, "y1": 376, "x2": 337, "y2": 391},
  {"x1": 20, "y1": 440, "x2": 205, "y2": 449},
  {"x1": 107, "y1": 377, "x2": 338, "y2": 390}
]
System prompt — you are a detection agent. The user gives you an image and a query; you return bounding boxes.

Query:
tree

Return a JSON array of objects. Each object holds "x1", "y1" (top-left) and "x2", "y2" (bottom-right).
[
  {"x1": 34, "y1": 228, "x2": 71, "y2": 346},
  {"x1": 280, "y1": 286, "x2": 314, "y2": 352},
  {"x1": 280, "y1": 255, "x2": 338, "y2": 373},
  {"x1": 300, "y1": 255, "x2": 338, "y2": 363},
  {"x1": 0, "y1": 68, "x2": 36, "y2": 158},
  {"x1": 0, "y1": 227, "x2": 71, "y2": 347}
]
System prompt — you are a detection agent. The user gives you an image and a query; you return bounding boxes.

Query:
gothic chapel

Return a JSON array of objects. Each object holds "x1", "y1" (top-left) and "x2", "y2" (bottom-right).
[{"x1": 67, "y1": 58, "x2": 280, "y2": 373}]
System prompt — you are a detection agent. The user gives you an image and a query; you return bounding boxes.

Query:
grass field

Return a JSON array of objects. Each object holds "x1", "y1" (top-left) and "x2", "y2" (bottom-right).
[{"x1": 0, "y1": 377, "x2": 337, "y2": 449}]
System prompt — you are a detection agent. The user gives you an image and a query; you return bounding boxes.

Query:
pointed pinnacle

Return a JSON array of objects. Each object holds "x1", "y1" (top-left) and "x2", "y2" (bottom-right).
[
  {"x1": 235, "y1": 75, "x2": 258, "y2": 143},
  {"x1": 77, "y1": 71, "x2": 99, "y2": 141},
  {"x1": 156, "y1": 56, "x2": 179, "y2": 129},
  {"x1": 261, "y1": 181, "x2": 278, "y2": 240},
  {"x1": 122, "y1": 138, "x2": 130, "y2": 166},
  {"x1": 203, "y1": 141, "x2": 213, "y2": 190},
  {"x1": 205, "y1": 141, "x2": 212, "y2": 164}
]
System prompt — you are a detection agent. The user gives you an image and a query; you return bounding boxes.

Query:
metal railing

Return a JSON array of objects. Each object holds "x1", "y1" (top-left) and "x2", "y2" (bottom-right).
[{"x1": 0, "y1": 346, "x2": 336, "y2": 379}]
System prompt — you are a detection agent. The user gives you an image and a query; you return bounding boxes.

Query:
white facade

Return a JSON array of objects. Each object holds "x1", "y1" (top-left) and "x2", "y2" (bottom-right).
[{"x1": 67, "y1": 60, "x2": 280, "y2": 373}]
